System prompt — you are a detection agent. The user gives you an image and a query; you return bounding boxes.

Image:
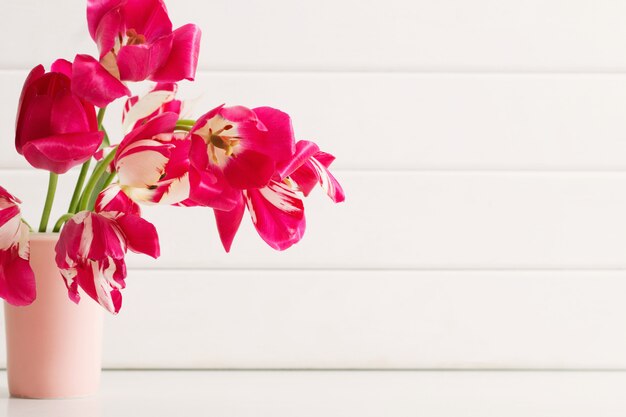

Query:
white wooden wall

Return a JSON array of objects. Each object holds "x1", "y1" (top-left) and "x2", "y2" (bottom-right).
[{"x1": 1, "y1": 0, "x2": 626, "y2": 369}]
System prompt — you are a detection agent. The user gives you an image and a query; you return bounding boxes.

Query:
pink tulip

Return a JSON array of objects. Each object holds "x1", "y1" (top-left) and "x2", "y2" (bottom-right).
[
  {"x1": 73, "y1": 0, "x2": 201, "y2": 107},
  {"x1": 0, "y1": 187, "x2": 35, "y2": 306},
  {"x1": 55, "y1": 186, "x2": 159, "y2": 314},
  {"x1": 213, "y1": 140, "x2": 344, "y2": 252},
  {"x1": 188, "y1": 105, "x2": 295, "y2": 201},
  {"x1": 15, "y1": 61, "x2": 104, "y2": 174}
]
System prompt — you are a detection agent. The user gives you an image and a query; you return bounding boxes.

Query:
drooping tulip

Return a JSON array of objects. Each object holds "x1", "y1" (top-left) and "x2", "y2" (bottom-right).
[
  {"x1": 15, "y1": 61, "x2": 104, "y2": 174},
  {"x1": 55, "y1": 186, "x2": 159, "y2": 314},
  {"x1": 0, "y1": 187, "x2": 35, "y2": 306},
  {"x1": 213, "y1": 140, "x2": 344, "y2": 252},
  {"x1": 72, "y1": 0, "x2": 201, "y2": 107}
]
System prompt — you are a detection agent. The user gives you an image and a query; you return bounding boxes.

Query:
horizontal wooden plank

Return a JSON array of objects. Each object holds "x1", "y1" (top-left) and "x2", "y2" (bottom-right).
[
  {"x1": 3, "y1": 170, "x2": 626, "y2": 269},
  {"x1": 4, "y1": 70, "x2": 626, "y2": 170},
  {"x1": 4, "y1": 0, "x2": 626, "y2": 71},
  {"x1": 2, "y1": 270, "x2": 626, "y2": 369}
]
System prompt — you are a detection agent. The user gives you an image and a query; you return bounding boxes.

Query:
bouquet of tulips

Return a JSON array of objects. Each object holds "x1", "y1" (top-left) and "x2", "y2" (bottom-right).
[{"x1": 1, "y1": 0, "x2": 344, "y2": 314}]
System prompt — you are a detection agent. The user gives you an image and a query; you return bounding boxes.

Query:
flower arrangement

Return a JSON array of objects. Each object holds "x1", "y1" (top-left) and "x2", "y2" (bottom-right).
[{"x1": 2, "y1": 0, "x2": 344, "y2": 314}]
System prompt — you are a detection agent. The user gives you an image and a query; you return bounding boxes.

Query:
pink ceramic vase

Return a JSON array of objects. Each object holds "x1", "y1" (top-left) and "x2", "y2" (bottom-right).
[{"x1": 4, "y1": 233, "x2": 103, "y2": 398}]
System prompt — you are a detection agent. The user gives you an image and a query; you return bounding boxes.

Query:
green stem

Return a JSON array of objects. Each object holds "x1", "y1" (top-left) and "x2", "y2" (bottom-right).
[
  {"x1": 86, "y1": 171, "x2": 118, "y2": 211},
  {"x1": 174, "y1": 124, "x2": 192, "y2": 132},
  {"x1": 101, "y1": 126, "x2": 110, "y2": 148},
  {"x1": 101, "y1": 171, "x2": 117, "y2": 190},
  {"x1": 78, "y1": 149, "x2": 117, "y2": 212},
  {"x1": 52, "y1": 213, "x2": 74, "y2": 233},
  {"x1": 97, "y1": 107, "x2": 107, "y2": 126},
  {"x1": 68, "y1": 160, "x2": 91, "y2": 213},
  {"x1": 38, "y1": 172, "x2": 58, "y2": 233},
  {"x1": 176, "y1": 119, "x2": 196, "y2": 126}
]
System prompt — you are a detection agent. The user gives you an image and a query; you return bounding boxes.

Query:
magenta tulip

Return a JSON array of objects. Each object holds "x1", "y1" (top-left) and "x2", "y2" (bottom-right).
[
  {"x1": 188, "y1": 105, "x2": 295, "y2": 202},
  {"x1": 72, "y1": 0, "x2": 201, "y2": 107},
  {"x1": 15, "y1": 61, "x2": 104, "y2": 174}
]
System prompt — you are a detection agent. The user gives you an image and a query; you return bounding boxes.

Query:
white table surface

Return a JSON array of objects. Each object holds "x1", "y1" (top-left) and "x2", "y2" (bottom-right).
[{"x1": 0, "y1": 370, "x2": 625, "y2": 416}]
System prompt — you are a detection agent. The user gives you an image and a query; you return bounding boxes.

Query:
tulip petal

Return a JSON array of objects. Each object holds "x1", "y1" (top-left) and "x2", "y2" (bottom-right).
[
  {"x1": 277, "y1": 141, "x2": 345, "y2": 202},
  {"x1": 50, "y1": 93, "x2": 93, "y2": 134},
  {"x1": 152, "y1": 173, "x2": 191, "y2": 205},
  {"x1": 96, "y1": 185, "x2": 141, "y2": 215},
  {"x1": 50, "y1": 59, "x2": 73, "y2": 78},
  {"x1": 75, "y1": 260, "x2": 124, "y2": 314},
  {"x1": 224, "y1": 150, "x2": 275, "y2": 190},
  {"x1": 290, "y1": 155, "x2": 345, "y2": 203},
  {"x1": 15, "y1": 65, "x2": 46, "y2": 152},
  {"x1": 87, "y1": 0, "x2": 123, "y2": 40},
  {"x1": 0, "y1": 205, "x2": 20, "y2": 234},
  {"x1": 94, "y1": 6, "x2": 124, "y2": 58},
  {"x1": 151, "y1": 24, "x2": 201, "y2": 82},
  {"x1": 308, "y1": 156, "x2": 345, "y2": 203},
  {"x1": 116, "y1": 214, "x2": 160, "y2": 258},
  {"x1": 0, "y1": 187, "x2": 21, "y2": 205},
  {"x1": 120, "y1": 112, "x2": 178, "y2": 146},
  {"x1": 214, "y1": 194, "x2": 245, "y2": 252},
  {"x1": 0, "y1": 209, "x2": 24, "y2": 252},
  {"x1": 72, "y1": 54, "x2": 131, "y2": 107},
  {"x1": 188, "y1": 165, "x2": 239, "y2": 211},
  {"x1": 16, "y1": 94, "x2": 54, "y2": 154},
  {"x1": 276, "y1": 140, "x2": 320, "y2": 179},
  {"x1": 16, "y1": 65, "x2": 45, "y2": 124},
  {"x1": 244, "y1": 180, "x2": 305, "y2": 251},
  {"x1": 117, "y1": 34, "x2": 173, "y2": 81},
  {"x1": 0, "y1": 248, "x2": 36, "y2": 306},
  {"x1": 86, "y1": 213, "x2": 126, "y2": 261},
  {"x1": 124, "y1": 0, "x2": 172, "y2": 41},
  {"x1": 116, "y1": 139, "x2": 172, "y2": 189},
  {"x1": 188, "y1": 135, "x2": 239, "y2": 210},
  {"x1": 288, "y1": 165, "x2": 319, "y2": 197},
  {"x1": 55, "y1": 214, "x2": 86, "y2": 267},
  {"x1": 246, "y1": 107, "x2": 296, "y2": 161},
  {"x1": 122, "y1": 84, "x2": 178, "y2": 133},
  {"x1": 22, "y1": 132, "x2": 104, "y2": 174}
]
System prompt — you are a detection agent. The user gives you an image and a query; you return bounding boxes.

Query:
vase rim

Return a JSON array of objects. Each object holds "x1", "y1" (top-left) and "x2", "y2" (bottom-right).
[{"x1": 29, "y1": 232, "x2": 59, "y2": 242}]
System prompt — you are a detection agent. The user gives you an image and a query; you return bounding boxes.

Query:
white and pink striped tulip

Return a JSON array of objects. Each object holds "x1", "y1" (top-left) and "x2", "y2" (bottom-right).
[{"x1": 55, "y1": 186, "x2": 159, "y2": 314}]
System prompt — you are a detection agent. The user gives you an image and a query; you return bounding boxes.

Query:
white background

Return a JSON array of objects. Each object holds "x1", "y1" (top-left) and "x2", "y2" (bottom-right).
[{"x1": 1, "y1": 0, "x2": 626, "y2": 369}]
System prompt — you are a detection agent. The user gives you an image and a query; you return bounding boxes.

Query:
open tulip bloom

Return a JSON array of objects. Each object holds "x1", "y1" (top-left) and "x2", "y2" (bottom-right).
[{"x1": 3, "y1": 0, "x2": 344, "y2": 313}]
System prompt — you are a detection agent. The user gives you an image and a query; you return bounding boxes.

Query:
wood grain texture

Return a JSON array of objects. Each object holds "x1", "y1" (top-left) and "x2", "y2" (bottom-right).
[
  {"x1": 3, "y1": 70, "x2": 626, "y2": 170},
  {"x1": 3, "y1": 0, "x2": 626, "y2": 71},
  {"x1": 2, "y1": 0, "x2": 625, "y2": 371},
  {"x1": 2, "y1": 270, "x2": 626, "y2": 369},
  {"x1": 2, "y1": 170, "x2": 626, "y2": 269}
]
